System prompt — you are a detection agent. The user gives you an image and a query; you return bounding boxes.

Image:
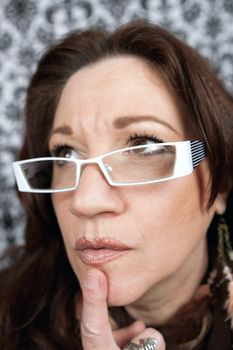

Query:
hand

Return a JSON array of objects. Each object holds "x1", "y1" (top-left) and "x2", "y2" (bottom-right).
[{"x1": 80, "y1": 268, "x2": 166, "y2": 349}]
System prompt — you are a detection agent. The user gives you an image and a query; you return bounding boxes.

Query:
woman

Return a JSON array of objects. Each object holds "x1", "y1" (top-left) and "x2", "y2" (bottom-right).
[{"x1": 1, "y1": 21, "x2": 233, "y2": 349}]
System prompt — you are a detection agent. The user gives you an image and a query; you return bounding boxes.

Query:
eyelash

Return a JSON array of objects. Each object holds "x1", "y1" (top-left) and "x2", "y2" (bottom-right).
[
  {"x1": 50, "y1": 143, "x2": 71, "y2": 157},
  {"x1": 50, "y1": 133, "x2": 164, "y2": 157},
  {"x1": 128, "y1": 132, "x2": 164, "y2": 145}
]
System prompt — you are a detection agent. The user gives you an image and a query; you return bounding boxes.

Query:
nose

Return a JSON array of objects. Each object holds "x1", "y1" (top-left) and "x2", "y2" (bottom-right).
[{"x1": 69, "y1": 163, "x2": 125, "y2": 218}]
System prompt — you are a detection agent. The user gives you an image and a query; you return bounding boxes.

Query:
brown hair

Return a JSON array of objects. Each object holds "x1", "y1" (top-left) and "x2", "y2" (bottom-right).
[{"x1": 1, "y1": 21, "x2": 233, "y2": 349}]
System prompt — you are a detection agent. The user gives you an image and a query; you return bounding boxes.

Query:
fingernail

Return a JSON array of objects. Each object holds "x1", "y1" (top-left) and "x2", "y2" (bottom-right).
[{"x1": 85, "y1": 272, "x2": 99, "y2": 289}]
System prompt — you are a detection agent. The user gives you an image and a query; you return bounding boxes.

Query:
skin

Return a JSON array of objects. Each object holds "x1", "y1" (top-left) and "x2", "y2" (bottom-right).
[{"x1": 49, "y1": 56, "x2": 226, "y2": 349}]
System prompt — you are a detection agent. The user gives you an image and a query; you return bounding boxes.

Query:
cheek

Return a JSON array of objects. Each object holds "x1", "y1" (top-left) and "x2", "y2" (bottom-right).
[
  {"x1": 52, "y1": 194, "x2": 92, "y2": 277},
  {"x1": 133, "y1": 174, "x2": 211, "y2": 254},
  {"x1": 104, "y1": 176, "x2": 214, "y2": 304},
  {"x1": 52, "y1": 194, "x2": 75, "y2": 240}
]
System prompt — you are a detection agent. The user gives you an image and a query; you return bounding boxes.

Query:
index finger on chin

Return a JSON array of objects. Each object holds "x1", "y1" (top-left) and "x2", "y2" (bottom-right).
[{"x1": 81, "y1": 268, "x2": 117, "y2": 349}]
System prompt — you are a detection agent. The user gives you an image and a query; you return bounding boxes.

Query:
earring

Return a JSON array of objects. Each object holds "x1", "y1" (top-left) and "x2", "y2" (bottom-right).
[
  {"x1": 217, "y1": 217, "x2": 233, "y2": 263},
  {"x1": 216, "y1": 217, "x2": 233, "y2": 328}
]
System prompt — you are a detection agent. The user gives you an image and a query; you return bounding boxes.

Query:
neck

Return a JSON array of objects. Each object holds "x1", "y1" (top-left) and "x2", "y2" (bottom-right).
[{"x1": 125, "y1": 237, "x2": 208, "y2": 326}]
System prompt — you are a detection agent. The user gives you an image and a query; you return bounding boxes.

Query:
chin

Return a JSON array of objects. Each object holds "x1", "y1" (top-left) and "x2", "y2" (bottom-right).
[
  {"x1": 71, "y1": 258, "x2": 150, "y2": 306},
  {"x1": 107, "y1": 290, "x2": 137, "y2": 307},
  {"x1": 106, "y1": 275, "x2": 146, "y2": 307}
]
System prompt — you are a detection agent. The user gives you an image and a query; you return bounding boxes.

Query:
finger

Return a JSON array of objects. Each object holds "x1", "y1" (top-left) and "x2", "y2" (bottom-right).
[
  {"x1": 113, "y1": 320, "x2": 145, "y2": 348},
  {"x1": 81, "y1": 268, "x2": 118, "y2": 350},
  {"x1": 124, "y1": 328, "x2": 166, "y2": 350}
]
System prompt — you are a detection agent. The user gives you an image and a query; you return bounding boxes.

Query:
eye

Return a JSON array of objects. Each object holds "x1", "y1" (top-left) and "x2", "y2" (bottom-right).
[
  {"x1": 51, "y1": 144, "x2": 80, "y2": 159},
  {"x1": 126, "y1": 133, "x2": 174, "y2": 157},
  {"x1": 128, "y1": 132, "x2": 164, "y2": 147}
]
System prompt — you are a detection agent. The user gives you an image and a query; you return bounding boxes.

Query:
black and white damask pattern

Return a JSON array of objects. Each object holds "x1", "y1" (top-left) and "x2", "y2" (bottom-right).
[{"x1": 0, "y1": 0, "x2": 233, "y2": 252}]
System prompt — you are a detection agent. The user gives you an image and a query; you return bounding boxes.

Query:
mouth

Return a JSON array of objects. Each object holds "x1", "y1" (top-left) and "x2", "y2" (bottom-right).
[{"x1": 74, "y1": 237, "x2": 130, "y2": 266}]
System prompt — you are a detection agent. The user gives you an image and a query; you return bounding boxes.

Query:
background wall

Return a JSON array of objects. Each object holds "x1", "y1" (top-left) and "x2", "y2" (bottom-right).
[{"x1": 1, "y1": 0, "x2": 233, "y2": 252}]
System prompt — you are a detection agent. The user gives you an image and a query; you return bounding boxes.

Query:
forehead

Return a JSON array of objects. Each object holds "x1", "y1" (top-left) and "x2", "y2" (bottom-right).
[
  {"x1": 65, "y1": 55, "x2": 159, "y2": 88},
  {"x1": 52, "y1": 55, "x2": 193, "y2": 138}
]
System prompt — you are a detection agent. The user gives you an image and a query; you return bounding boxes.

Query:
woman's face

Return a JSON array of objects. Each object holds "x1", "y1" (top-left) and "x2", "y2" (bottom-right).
[{"x1": 50, "y1": 56, "x2": 221, "y2": 307}]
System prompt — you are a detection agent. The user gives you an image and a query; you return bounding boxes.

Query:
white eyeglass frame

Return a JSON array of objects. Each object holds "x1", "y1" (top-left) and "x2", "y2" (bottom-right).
[{"x1": 12, "y1": 140, "x2": 207, "y2": 193}]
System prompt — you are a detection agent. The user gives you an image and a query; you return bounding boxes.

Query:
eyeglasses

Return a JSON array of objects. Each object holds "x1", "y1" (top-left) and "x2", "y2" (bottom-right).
[{"x1": 12, "y1": 140, "x2": 207, "y2": 193}]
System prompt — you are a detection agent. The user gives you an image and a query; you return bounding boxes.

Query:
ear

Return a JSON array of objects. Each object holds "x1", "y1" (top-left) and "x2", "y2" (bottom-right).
[{"x1": 213, "y1": 192, "x2": 229, "y2": 215}]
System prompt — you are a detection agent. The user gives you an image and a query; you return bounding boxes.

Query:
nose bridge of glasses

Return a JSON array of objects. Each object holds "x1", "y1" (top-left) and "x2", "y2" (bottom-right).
[{"x1": 76, "y1": 156, "x2": 110, "y2": 186}]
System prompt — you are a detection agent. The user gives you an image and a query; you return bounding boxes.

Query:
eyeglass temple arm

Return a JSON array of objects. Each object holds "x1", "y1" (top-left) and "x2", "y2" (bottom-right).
[{"x1": 190, "y1": 141, "x2": 208, "y2": 168}]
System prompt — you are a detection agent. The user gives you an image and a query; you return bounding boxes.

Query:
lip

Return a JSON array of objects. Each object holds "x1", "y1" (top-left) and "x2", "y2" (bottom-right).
[{"x1": 74, "y1": 237, "x2": 130, "y2": 266}]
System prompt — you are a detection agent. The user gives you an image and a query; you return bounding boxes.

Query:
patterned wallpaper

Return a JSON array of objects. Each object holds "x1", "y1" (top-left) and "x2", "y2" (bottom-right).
[{"x1": 0, "y1": 0, "x2": 233, "y2": 252}]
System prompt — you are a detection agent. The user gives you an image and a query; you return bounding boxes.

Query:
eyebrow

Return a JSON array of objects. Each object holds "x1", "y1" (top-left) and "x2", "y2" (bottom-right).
[
  {"x1": 49, "y1": 115, "x2": 179, "y2": 138},
  {"x1": 113, "y1": 115, "x2": 179, "y2": 135},
  {"x1": 50, "y1": 125, "x2": 73, "y2": 137}
]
